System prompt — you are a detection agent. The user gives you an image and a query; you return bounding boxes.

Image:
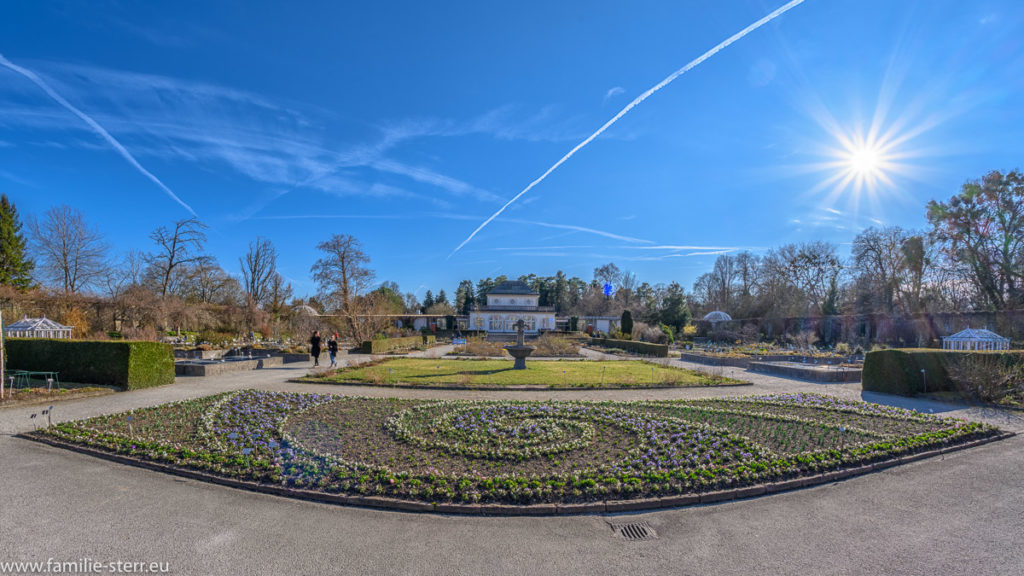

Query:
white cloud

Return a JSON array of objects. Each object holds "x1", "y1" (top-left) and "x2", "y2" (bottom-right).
[{"x1": 603, "y1": 86, "x2": 625, "y2": 102}]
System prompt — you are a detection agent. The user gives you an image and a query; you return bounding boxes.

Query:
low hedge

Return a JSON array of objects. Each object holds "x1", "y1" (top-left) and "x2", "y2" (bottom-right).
[
  {"x1": 590, "y1": 338, "x2": 669, "y2": 357},
  {"x1": 5, "y1": 338, "x2": 175, "y2": 390},
  {"x1": 862, "y1": 349, "x2": 1024, "y2": 396},
  {"x1": 359, "y1": 335, "x2": 436, "y2": 354}
]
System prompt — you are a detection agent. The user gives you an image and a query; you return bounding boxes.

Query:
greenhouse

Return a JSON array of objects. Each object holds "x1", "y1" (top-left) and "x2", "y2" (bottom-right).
[
  {"x1": 3, "y1": 316, "x2": 73, "y2": 339},
  {"x1": 942, "y1": 328, "x2": 1010, "y2": 351}
]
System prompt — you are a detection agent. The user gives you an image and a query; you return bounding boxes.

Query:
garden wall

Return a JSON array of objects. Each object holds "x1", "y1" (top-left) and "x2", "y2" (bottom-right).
[
  {"x1": 677, "y1": 352, "x2": 853, "y2": 368},
  {"x1": 749, "y1": 361, "x2": 861, "y2": 383},
  {"x1": 862, "y1": 349, "x2": 1024, "y2": 396},
  {"x1": 6, "y1": 338, "x2": 175, "y2": 389},
  {"x1": 359, "y1": 335, "x2": 437, "y2": 354},
  {"x1": 589, "y1": 338, "x2": 668, "y2": 357}
]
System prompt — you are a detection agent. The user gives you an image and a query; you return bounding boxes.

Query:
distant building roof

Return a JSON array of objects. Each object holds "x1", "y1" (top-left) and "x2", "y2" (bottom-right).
[
  {"x1": 488, "y1": 281, "x2": 539, "y2": 295},
  {"x1": 702, "y1": 311, "x2": 733, "y2": 323},
  {"x1": 293, "y1": 304, "x2": 320, "y2": 316},
  {"x1": 944, "y1": 328, "x2": 1008, "y2": 342}
]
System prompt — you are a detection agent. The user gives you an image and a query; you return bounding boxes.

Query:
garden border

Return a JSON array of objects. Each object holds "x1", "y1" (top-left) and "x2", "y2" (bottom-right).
[
  {"x1": 19, "y1": 430, "x2": 1013, "y2": 516},
  {"x1": 285, "y1": 377, "x2": 753, "y2": 391}
]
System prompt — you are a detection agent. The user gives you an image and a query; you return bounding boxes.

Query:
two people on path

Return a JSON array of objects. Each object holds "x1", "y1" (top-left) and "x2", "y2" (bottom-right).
[{"x1": 310, "y1": 330, "x2": 340, "y2": 368}]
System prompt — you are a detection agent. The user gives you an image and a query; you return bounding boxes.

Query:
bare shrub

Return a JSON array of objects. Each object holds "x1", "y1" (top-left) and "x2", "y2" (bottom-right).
[
  {"x1": 533, "y1": 334, "x2": 580, "y2": 356},
  {"x1": 947, "y1": 354, "x2": 1024, "y2": 404},
  {"x1": 456, "y1": 338, "x2": 507, "y2": 357},
  {"x1": 632, "y1": 322, "x2": 666, "y2": 344}
]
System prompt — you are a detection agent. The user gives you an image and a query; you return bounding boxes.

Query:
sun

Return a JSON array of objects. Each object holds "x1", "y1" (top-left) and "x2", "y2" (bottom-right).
[{"x1": 847, "y1": 144, "x2": 883, "y2": 177}]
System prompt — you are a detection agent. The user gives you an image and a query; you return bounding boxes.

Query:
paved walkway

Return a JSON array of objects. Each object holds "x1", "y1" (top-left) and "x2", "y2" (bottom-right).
[{"x1": 2, "y1": 354, "x2": 1022, "y2": 575}]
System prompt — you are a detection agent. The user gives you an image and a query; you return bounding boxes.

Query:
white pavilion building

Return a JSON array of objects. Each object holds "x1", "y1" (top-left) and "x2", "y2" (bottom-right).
[
  {"x1": 942, "y1": 328, "x2": 1010, "y2": 351},
  {"x1": 469, "y1": 281, "x2": 556, "y2": 334}
]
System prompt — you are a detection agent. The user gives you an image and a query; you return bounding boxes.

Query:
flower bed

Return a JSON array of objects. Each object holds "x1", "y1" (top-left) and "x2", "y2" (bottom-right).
[{"x1": 29, "y1": 391, "x2": 1004, "y2": 511}]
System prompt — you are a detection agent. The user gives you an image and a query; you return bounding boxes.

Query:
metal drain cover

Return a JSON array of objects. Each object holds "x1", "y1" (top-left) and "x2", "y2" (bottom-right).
[{"x1": 611, "y1": 522, "x2": 657, "y2": 541}]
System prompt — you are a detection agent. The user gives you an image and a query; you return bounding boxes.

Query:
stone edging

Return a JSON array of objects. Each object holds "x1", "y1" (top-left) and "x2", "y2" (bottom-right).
[
  {"x1": 1, "y1": 388, "x2": 116, "y2": 410},
  {"x1": 19, "y1": 431, "x2": 1014, "y2": 516},
  {"x1": 284, "y1": 378, "x2": 752, "y2": 391}
]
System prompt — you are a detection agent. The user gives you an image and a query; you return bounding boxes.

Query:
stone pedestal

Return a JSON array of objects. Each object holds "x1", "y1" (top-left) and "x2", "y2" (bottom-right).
[{"x1": 506, "y1": 345, "x2": 536, "y2": 370}]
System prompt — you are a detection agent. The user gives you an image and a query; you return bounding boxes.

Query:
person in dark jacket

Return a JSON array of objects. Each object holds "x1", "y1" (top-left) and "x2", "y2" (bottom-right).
[
  {"x1": 327, "y1": 333, "x2": 339, "y2": 368},
  {"x1": 310, "y1": 330, "x2": 322, "y2": 367}
]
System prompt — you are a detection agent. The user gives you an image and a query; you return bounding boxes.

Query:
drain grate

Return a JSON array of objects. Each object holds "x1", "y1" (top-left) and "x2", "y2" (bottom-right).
[{"x1": 611, "y1": 522, "x2": 657, "y2": 541}]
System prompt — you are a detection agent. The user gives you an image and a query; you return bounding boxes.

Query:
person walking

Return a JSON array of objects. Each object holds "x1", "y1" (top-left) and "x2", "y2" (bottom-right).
[
  {"x1": 310, "y1": 330, "x2": 322, "y2": 367},
  {"x1": 327, "y1": 333, "x2": 339, "y2": 368}
]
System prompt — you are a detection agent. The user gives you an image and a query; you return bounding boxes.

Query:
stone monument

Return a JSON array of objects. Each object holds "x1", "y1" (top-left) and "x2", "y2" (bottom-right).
[{"x1": 505, "y1": 319, "x2": 536, "y2": 370}]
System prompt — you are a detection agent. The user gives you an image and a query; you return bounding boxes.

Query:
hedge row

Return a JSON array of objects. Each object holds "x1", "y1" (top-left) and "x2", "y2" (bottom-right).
[
  {"x1": 5, "y1": 338, "x2": 175, "y2": 390},
  {"x1": 589, "y1": 338, "x2": 669, "y2": 357},
  {"x1": 359, "y1": 335, "x2": 436, "y2": 354},
  {"x1": 862, "y1": 349, "x2": 1024, "y2": 396}
]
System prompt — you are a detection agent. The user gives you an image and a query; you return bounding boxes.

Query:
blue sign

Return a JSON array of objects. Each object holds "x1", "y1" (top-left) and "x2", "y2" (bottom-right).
[
  {"x1": 603, "y1": 283, "x2": 614, "y2": 296},
  {"x1": 452, "y1": 338, "x2": 467, "y2": 345}
]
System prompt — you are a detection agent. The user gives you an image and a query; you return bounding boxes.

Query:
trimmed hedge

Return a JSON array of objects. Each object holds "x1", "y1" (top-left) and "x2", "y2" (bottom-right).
[
  {"x1": 359, "y1": 335, "x2": 436, "y2": 354},
  {"x1": 6, "y1": 338, "x2": 175, "y2": 390},
  {"x1": 590, "y1": 338, "x2": 669, "y2": 357},
  {"x1": 862, "y1": 349, "x2": 1024, "y2": 396}
]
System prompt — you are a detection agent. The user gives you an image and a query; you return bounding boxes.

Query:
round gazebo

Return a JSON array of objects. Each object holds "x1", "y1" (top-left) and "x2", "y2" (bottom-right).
[
  {"x1": 3, "y1": 316, "x2": 73, "y2": 339},
  {"x1": 702, "y1": 311, "x2": 733, "y2": 324},
  {"x1": 942, "y1": 328, "x2": 1010, "y2": 351}
]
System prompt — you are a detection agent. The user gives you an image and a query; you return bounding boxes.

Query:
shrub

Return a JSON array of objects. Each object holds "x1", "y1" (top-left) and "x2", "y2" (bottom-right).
[
  {"x1": 533, "y1": 334, "x2": 579, "y2": 357},
  {"x1": 947, "y1": 354, "x2": 1024, "y2": 405},
  {"x1": 590, "y1": 338, "x2": 668, "y2": 357},
  {"x1": 198, "y1": 330, "x2": 234, "y2": 347},
  {"x1": 6, "y1": 338, "x2": 175, "y2": 389},
  {"x1": 862, "y1": 349, "x2": 1024, "y2": 397},
  {"x1": 452, "y1": 338, "x2": 507, "y2": 357},
  {"x1": 633, "y1": 322, "x2": 666, "y2": 344},
  {"x1": 659, "y1": 323, "x2": 675, "y2": 344},
  {"x1": 360, "y1": 335, "x2": 436, "y2": 354}
]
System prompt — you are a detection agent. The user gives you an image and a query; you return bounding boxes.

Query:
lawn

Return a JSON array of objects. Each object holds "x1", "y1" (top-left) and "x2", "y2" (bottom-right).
[
  {"x1": 32, "y1": 391, "x2": 1001, "y2": 508},
  {"x1": 313, "y1": 358, "x2": 741, "y2": 388}
]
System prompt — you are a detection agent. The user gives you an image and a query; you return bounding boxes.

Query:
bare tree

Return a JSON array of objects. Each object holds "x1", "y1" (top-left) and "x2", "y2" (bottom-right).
[
  {"x1": 146, "y1": 217, "x2": 207, "y2": 297},
  {"x1": 311, "y1": 234, "x2": 379, "y2": 341},
  {"x1": 29, "y1": 205, "x2": 108, "y2": 294},
  {"x1": 265, "y1": 272, "x2": 293, "y2": 336},
  {"x1": 240, "y1": 237, "x2": 277, "y2": 307},
  {"x1": 179, "y1": 256, "x2": 240, "y2": 305}
]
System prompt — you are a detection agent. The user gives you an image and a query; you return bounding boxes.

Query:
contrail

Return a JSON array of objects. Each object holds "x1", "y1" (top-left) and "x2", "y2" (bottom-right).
[
  {"x1": 448, "y1": 0, "x2": 806, "y2": 258},
  {"x1": 0, "y1": 54, "x2": 198, "y2": 216}
]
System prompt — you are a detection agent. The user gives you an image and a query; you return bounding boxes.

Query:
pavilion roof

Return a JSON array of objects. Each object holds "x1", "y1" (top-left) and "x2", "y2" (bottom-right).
[{"x1": 488, "y1": 281, "x2": 539, "y2": 295}]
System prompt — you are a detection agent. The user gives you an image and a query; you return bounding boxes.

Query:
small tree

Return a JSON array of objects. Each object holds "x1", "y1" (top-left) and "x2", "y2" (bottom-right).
[{"x1": 620, "y1": 309, "x2": 633, "y2": 336}]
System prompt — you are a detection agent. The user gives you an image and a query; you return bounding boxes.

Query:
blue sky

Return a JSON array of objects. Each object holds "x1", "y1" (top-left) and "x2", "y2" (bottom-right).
[{"x1": 1, "y1": 1, "x2": 1022, "y2": 299}]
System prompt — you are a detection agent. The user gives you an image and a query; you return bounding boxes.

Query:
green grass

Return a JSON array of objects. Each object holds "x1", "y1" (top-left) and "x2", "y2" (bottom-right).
[{"x1": 315, "y1": 358, "x2": 743, "y2": 388}]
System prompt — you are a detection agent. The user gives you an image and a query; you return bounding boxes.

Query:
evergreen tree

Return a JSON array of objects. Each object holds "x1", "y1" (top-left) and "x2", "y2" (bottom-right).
[
  {"x1": 455, "y1": 279, "x2": 475, "y2": 314},
  {"x1": 0, "y1": 194, "x2": 34, "y2": 289},
  {"x1": 421, "y1": 290, "x2": 434, "y2": 313},
  {"x1": 620, "y1": 310, "x2": 633, "y2": 335},
  {"x1": 436, "y1": 289, "x2": 449, "y2": 307}
]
